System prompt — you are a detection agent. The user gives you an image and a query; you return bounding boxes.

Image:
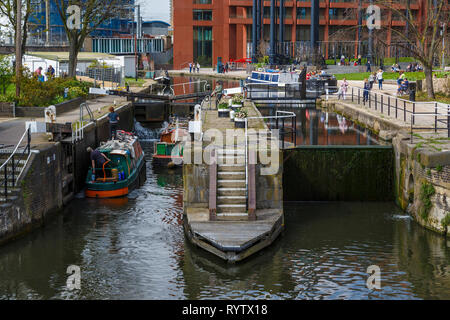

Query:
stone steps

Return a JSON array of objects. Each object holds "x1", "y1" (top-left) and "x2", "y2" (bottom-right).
[
  {"x1": 216, "y1": 213, "x2": 249, "y2": 221},
  {"x1": 217, "y1": 171, "x2": 245, "y2": 180},
  {"x1": 218, "y1": 179, "x2": 246, "y2": 188},
  {"x1": 218, "y1": 164, "x2": 246, "y2": 172},
  {"x1": 217, "y1": 196, "x2": 247, "y2": 205},
  {"x1": 215, "y1": 148, "x2": 248, "y2": 221},
  {"x1": 217, "y1": 187, "x2": 246, "y2": 197}
]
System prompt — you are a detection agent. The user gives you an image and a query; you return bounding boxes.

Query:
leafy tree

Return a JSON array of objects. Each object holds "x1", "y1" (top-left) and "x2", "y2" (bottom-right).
[
  {"x1": 0, "y1": 55, "x2": 14, "y2": 95},
  {"x1": 53, "y1": 0, "x2": 131, "y2": 77}
]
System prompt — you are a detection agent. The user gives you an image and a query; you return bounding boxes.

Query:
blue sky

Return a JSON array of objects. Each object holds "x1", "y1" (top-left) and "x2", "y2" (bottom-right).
[{"x1": 138, "y1": 0, "x2": 170, "y2": 23}]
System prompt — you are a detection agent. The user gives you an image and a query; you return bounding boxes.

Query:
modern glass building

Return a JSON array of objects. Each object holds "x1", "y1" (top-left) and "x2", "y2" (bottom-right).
[{"x1": 28, "y1": 0, "x2": 136, "y2": 46}]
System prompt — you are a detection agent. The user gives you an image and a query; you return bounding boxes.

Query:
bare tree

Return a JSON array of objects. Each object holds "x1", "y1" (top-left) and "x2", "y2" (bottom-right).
[
  {"x1": 374, "y1": 0, "x2": 449, "y2": 99},
  {"x1": 53, "y1": 0, "x2": 129, "y2": 77}
]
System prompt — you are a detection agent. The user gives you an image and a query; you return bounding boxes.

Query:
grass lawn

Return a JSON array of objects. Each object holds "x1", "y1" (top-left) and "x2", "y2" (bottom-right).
[
  {"x1": 334, "y1": 71, "x2": 427, "y2": 81},
  {"x1": 399, "y1": 91, "x2": 450, "y2": 104},
  {"x1": 124, "y1": 77, "x2": 145, "y2": 87}
]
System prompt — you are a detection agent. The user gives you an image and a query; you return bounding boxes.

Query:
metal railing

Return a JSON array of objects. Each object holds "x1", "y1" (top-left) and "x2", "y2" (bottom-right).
[
  {"x1": 72, "y1": 103, "x2": 95, "y2": 143},
  {"x1": 244, "y1": 110, "x2": 297, "y2": 204},
  {"x1": 326, "y1": 85, "x2": 450, "y2": 139},
  {"x1": 169, "y1": 80, "x2": 209, "y2": 95},
  {"x1": 0, "y1": 128, "x2": 31, "y2": 200}
]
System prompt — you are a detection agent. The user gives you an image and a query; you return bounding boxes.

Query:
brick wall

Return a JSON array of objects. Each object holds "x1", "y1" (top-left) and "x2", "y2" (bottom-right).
[
  {"x1": 0, "y1": 143, "x2": 64, "y2": 245},
  {"x1": 0, "y1": 102, "x2": 14, "y2": 117}
]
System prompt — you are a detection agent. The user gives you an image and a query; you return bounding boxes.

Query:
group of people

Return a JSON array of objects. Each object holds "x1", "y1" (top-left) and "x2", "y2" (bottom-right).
[
  {"x1": 218, "y1": 62, "x2": 230, "y2": 74},
  {"x1": 189, "y1": 62, "x2": 201, "y2": 73},
  {"x1": 396, "y1": 71, "x2": 410, "y2": 95},
  {"x1": 358, "y1": 69, "x2": 385, "y2": 102},
  {"x1": 34, "y1": 65, "x2": 56, "y2": 82},
  {"x1": 406, "y1": 63, "x2": 423, "y2": 72}
]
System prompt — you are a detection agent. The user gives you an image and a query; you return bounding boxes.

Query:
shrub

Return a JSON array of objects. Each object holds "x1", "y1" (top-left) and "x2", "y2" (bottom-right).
[
  {"x1": 13, "y1": 70, "x2": 92, "y2": 106},
  {"x1": 218, "y1": 102, "x2": 229, "y2": 110}
]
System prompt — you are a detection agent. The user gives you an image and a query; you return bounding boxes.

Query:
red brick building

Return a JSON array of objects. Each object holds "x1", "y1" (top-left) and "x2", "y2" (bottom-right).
[{"x1": 173, "y1": 0, "x2": 433, "y2": 69}]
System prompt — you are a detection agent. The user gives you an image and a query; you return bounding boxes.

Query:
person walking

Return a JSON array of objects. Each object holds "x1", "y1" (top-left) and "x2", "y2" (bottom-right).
[
  {"x1": 197, "y1": 62, "x2": 200, "y2": 73},
  {"x1": 376, "y1": 69, "x2": 384, "y2": 90},
  {"x1": 363, "y1": 78, "x2": 370, "y2": 103},
  {"x1": 189, "y1": 62, "x2": 192, "y2": 73},
  {"x1": 338, "y1": 78, "x2": 349, "y2": 100},
  {"x1": 107, "y1": 106, "x2": 120, "y2": 139},
  {"x1": 368, "y1": 72, "x2": 375, "y2": 90},
  {"x1": 366, "y1": 60, "x2": 372, "y2": 72}
]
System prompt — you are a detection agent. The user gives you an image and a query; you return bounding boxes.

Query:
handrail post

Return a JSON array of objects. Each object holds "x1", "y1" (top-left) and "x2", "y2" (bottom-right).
[
  {"x1": 27, "y1": 127, "x2": 31, "y2": 154},
  {"x1": 282, "y1": 117, "x2": 285, "y2": 149},
  {"x1": 404, "y1": 101, "x2": 406, "y2": 122},
  {"x1": 11, "y1": 155, "x2": 15, "y2": 187},
  {"x1": 388, "y1": 96, "x2": 390, "y2": 116},
  {"x1": 4, "y1": 165, "x2": 7, "y2": 199},
  {"x1": 435, "y1": 103, "x2": 438, "y2": 133},
  {"x1": 209, "y1": 148, "x2": 217, "y2": 221},
  {"x1": 375, "y1": 93, "x2": 377, "y2": 111},
  {"x1": 248, "y1": 150, "x2": 256, "y2": 221},
  {"x1": 412, "y1": 103, "x2": 415, "y2": 125},
  {"x1": 395, "y1": 98, "x2": 398, "y2": 119},
  {"x1": 381, "y1": 95, "x2": 383, "y2": 114},
  {"x1": 448, "y1": 113, "x2": 450, "y2": 138}
]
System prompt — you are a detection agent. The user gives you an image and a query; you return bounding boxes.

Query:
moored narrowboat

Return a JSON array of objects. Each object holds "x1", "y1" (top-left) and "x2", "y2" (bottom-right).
[
  {"x1": 153, "y1": 119, "x2": 187, "y2": 168},
  {"x1": 85, "y1": 131, "x2": 146, "y2": 198}
]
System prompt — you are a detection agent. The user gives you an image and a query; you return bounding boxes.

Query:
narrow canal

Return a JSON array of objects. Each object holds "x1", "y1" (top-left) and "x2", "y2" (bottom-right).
[
  {"x1": 0, "y1": 134, "x2": 449, "y2": 299},
  {"x1": 0, "y1": 77, "x2": 448, "y2": 300}
]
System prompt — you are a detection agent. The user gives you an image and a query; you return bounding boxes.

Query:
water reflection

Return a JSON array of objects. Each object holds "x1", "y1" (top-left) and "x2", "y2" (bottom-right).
[
  {"x1": 0, "y1": 138, "x2": 448, "y2": 300},
  {"x1": 258, "y1": 106, "x2": 379, "y2": 146}
]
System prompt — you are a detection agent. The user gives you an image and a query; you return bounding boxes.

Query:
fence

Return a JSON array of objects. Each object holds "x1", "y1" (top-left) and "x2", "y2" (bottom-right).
[
  {"x1": 77, "y1": 67, "x2": 124, "y2": 88},
  {"x1": 326, "y1": 85, "x2": 450, "y2": 140}
]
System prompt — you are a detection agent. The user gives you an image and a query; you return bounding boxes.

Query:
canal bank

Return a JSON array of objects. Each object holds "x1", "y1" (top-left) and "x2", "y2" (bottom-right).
[
  {"x1": 0, "y1": 99, "x2": 137, "y2": 245},
  {"x1": 322, "y1": 97, "x2": 450, "y2": 236}
]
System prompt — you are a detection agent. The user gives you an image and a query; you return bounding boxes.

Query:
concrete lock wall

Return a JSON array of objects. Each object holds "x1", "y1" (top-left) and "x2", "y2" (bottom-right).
[
  {"x1": 393, "y1": 136, "x2": 450, "y2": 235},
  {"x1": 283, "y1": 146, "x2": 395, "y2": 202},
  {"x1": 0, "y1": 143, "x2": 64, "y2": 245},
  {"x1": 73, "y1": 103, "x2": 134, "y2": 192},
  {"x1": 256, "y1": 152, "x2": 284, "y2": 210}
]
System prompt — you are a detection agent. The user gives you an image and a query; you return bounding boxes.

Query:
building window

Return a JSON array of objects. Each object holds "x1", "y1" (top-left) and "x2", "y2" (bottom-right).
[
  {"x1": 193, "y1": 26, "x2": 213, "y2": 66},
  {"x1": 193, "y1": 10, "x2": 212, "y2": 21}
]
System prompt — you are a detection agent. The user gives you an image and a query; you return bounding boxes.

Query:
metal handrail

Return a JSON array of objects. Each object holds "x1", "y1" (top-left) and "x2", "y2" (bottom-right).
[
  {"x1": 0, "y1": 127, "x2": 31, "y2": 199},
  {"x1": 244, "y1": 110, "x2": 296, "y2": 206},
  {"x1": 327, "y1": 84, "x2": 450, "y2": 139}
]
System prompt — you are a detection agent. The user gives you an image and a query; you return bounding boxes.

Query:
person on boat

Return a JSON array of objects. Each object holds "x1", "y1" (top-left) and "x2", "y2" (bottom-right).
[
  {"x1": 107, "y1": 107, "x2": 120, "y2": 139},
  {"x1": 211, "y1": 81, "x2": 223, "y2": 107},
  {"x1": 87, "y1": 147, "x2": 111, "y2": 180}
]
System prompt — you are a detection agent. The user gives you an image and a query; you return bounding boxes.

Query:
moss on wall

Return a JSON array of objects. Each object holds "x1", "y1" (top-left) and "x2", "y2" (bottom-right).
[{"x1": 283, "y1": 146, "x2": 395, "y2": 201}]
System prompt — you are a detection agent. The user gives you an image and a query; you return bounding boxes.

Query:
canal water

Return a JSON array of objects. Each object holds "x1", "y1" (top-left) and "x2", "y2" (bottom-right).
[
  {"x1": 0, "y1": 136, "x2": 449, "y2": 299},
  {"x1": 0, "y1": 79, "x2": 449, "y2": 300}
]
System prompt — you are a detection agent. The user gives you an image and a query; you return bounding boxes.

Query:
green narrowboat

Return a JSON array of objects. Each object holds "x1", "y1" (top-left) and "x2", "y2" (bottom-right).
[{"x1": 85, "y1": 131, "x2": 146, "y2": 198}]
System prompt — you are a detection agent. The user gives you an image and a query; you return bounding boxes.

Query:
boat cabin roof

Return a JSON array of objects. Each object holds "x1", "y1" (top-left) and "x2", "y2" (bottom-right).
[{"x1": 110, "y1": 150, "x2": 128, "y2": 156}]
